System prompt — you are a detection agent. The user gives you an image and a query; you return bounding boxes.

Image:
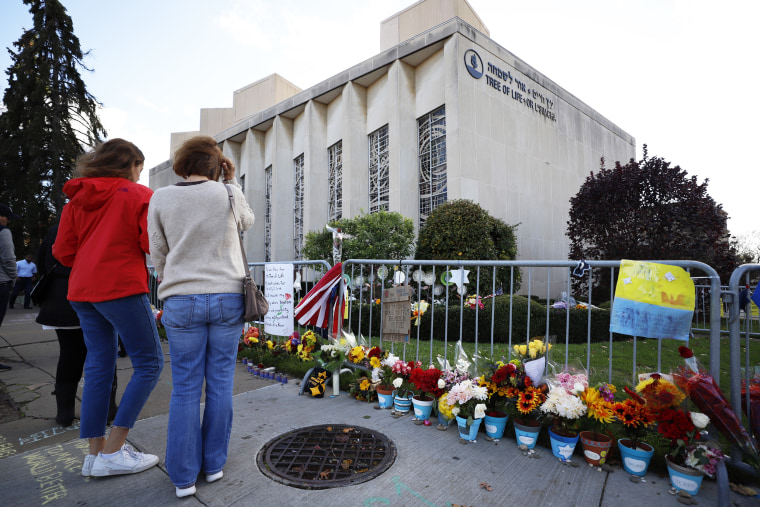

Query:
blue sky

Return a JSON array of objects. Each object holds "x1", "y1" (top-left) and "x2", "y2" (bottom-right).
[{"x1": 1, "y1": 0, "x2": 757, "y2": 238}]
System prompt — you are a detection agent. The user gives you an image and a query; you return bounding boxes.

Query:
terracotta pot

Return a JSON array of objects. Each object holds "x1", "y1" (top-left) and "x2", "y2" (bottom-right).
[
  {"x1": 579, "y1": 431, "x2": 613, "y2": 466},
  {"x1": 375, "y1": 385, "x2": 395, "y2": 395}
]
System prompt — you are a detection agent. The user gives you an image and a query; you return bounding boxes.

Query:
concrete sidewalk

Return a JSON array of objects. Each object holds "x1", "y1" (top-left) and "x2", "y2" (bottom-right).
[{"x1": 0, "y1": 307, "x2": 756, "y2": 506}]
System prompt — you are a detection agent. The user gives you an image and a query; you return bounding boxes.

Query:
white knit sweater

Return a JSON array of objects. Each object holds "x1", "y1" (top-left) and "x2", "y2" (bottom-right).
[{"x1": 147, "y1": 179, "x2": 255, "y2": 300}]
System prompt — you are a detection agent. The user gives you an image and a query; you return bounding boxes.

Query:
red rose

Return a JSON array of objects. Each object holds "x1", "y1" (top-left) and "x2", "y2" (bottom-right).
[{"x1": 678, "y1": 346, "x2": 694, "y2": 358}]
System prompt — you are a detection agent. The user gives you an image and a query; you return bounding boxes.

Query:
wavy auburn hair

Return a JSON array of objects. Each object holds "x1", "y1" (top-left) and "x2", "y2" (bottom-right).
[
  {"x1": 75, "y1": 138, "x2": 145, "y2": 179},
  {"x1": 173, "y1": 136, "x2": 229, "y2": 181}
]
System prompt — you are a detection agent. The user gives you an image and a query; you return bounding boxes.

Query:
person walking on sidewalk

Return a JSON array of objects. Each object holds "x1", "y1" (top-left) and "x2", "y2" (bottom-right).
[
  {"x1": 9, "y1": 253, "x2": 37, "y2": 309},
  {"x1": 148, "y1": 136, "x2": 254, "y2": 498},
  {"x1": 0, "y1": 203, "x2": 21, "y2": 372},
  {"x1": 54, "y1": 139, "x2": 163, "y2": 478},
  {"x1": 36, "y1": 225, "x2": 119, "y2": 427}
]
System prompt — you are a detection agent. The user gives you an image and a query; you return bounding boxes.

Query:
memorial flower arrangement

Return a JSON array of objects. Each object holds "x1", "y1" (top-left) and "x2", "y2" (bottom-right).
[
  {"x1": 411, "y1": 301, "x2": 429, "y2": 326},
  {"x1": 443, "y1": 378, "x2": 489, "y2": 428},
  {"x1": 348, "y1": 374, "x2": 377, "y2": 403},
  {"x1": 612, "y1": 388, "x2": 655, "y2": 450},
  {"x1": 673, "y1": 345, "x2": 760, "y2": 467},
  {"x1": 242, "y1": 326, "x2": 260, "y2": 347},
  {"x1": 635, "y1": 373, "x2": 686, "y2": 412},
  {"x1": 372, "y1": 352, "x2": 398, "y2": 385},
  {"x1": 512, "y1": 338, "x2": 551, "y2": 362},
  {"x1": 319, "y1": 330, "x2": 364, "y2": 372},
  {"x1": 480, "y1": 361, "x2": 529, "y2": 415},
  {"x1": 410, "y1": 366, "x2": 445, "y2": 399},
  {"x1": 540, "y1": 384, "x2": 587, "y2": 437},
  {"x1": 389, "y1": 359, "x2": 422, "y2": 398},
  {"x1": 580, "y1": 382, "x2": 617, "y2": 434},
  {"x1": 683, "y1": 441, "x2": 726, "y2": 478}
]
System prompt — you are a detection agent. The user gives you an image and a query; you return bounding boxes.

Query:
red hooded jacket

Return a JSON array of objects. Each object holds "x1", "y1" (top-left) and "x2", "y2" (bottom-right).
[{"x1": 53, "y1": 177, "x2": 153, "y2": 302}]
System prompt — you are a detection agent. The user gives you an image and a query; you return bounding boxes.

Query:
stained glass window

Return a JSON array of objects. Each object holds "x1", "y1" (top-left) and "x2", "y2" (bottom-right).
[
  {"x1": 418, "y1": 105, "x2": 447, "y2": 227},
  {"x1": 368, "y1": 125, "x2": 389, "y2": 213}
]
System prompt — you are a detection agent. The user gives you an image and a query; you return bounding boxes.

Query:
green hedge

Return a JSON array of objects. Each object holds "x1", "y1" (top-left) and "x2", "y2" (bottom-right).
[{"x1": 347, "y1": 295, "x2": 623, "y2": 344}]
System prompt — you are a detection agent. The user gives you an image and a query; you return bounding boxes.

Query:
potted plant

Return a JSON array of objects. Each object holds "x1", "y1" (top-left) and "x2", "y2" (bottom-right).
[
  {"x1": 443, "y1": 378, "x2": 489, "y2": 441},
  {"x1": 613, "y1": 386, "x2": 656, "y2": 476},
  {"x1": 481, "y1": 362, "x2": 525, "y2": 439},
  {"x1": 579, "y1": 382, "x2": 617, "y2": 465},
  {"x1": 540, "y1": 382, "x2": 587, "y2": 461},
  {"x1": 657, "y1": 407, "x2": 724, "y2": 495},
  {"x1": 434, "y1": 364, "x2": 469, "y2": 429},
  {"x1": 409, "y1": 366, "x2": 444, "y2": 422},
  {"x1": 388, "y1": 359, "x2": 421, "y2": 414},
  {"x1": 371, "y1": 350, "x2": 396, "y2": 409}
]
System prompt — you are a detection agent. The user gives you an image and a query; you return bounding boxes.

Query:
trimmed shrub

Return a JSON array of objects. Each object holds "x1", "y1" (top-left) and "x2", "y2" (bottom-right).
[{"x1": 347, "y1": 296, "x2": 622, "y2": 344}]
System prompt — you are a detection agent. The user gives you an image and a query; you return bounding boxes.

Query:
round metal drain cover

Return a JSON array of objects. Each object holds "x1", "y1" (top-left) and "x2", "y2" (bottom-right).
[{"x1": 257, "y1": 424, "x2": 396, "y2": 489}]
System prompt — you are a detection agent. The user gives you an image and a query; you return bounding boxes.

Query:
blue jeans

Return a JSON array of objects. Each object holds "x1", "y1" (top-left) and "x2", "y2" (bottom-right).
[
  {"x1": 72, "y1": 294, "x2": 163, "y2": 438},
  {"x1": 162, "y1": 293, "x2": 244, "y2": 488}
]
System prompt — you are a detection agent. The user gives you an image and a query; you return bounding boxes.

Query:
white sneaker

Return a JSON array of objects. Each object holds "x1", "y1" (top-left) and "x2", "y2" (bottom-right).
[
  {"x1": 206, "y1": 470, "x2": 223, "y2": 483},
  {"x1": 81, "y1": 454, "x2": 96, "y2": 476},
  {"x1": 176, "y1": 485, "x2": 196, "y2": 498},
  {"x1": 89, "y1": 444, "x2": 159, "y2": 476}
]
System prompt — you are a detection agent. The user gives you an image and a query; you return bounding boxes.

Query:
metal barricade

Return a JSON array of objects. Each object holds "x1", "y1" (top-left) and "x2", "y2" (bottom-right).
[
  {"x1": 340, "y1": 259, "x2": 722, "y2": 386},
  {"x1": 727, "y1": 264, "x2": 760, "y2": 477}
]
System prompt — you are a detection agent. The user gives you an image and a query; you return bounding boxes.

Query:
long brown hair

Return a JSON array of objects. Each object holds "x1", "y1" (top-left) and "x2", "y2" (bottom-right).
[{"x1": 75, "y1": 138, "x2": 145, "y2": 179}]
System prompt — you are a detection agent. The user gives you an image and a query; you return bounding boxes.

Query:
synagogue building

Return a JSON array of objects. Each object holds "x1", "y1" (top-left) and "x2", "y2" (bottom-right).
[{"x1": 148, "y1": 0, "x2": 635, "y2": 293}]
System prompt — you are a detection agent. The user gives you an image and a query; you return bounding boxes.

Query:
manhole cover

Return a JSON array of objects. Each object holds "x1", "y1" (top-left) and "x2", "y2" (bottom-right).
[{"x1": 257, "y1": 424, "x2": 396, "y2": 489}]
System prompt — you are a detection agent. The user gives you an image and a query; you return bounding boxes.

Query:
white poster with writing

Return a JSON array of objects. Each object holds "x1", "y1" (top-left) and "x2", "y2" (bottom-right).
[{"x1": 264, "y1": 263, "x2": 294, "y2": 336}]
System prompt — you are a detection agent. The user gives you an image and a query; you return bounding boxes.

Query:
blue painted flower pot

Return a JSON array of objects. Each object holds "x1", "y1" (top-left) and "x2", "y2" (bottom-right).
[
  {"x1": 513, "y1": 419, "x2": 541, "y2": 449},
  {"x1": 376, "y1": 385, "x2": 395, "y2": 409},
  {"x1": 437, "y1": 411, "x2": 453, "y2": 428},
  {"x1": 456, "y1": 416, "x2": 483, "y2": 441},
  {"x1": 412, "y1": 395, "x2": 435, "y2": 421},
  {"x1": 393, "y1": 394, "x2": 412, "y2": 414},
  {"x1": 618, "y1": 439, "x2": 654, "y2": 476},
  {"x1": 548, "y1": 427, "x2": 579, "y2": 461},
  {"x1": 666, "y1": 456, "x2": 704, "y2": 495},
  {"x1": 483, "y1": 412, "x2": 509, "y2": 439}
]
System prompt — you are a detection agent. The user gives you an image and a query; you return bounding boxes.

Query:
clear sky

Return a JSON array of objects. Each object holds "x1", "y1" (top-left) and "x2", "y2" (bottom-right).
[{"x1": 1, "y1": 0, "x2": 757, "y2": 238}]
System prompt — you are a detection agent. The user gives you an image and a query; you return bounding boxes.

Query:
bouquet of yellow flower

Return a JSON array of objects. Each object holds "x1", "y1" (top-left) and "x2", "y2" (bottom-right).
[
  {"x1": 580, "y1": 383, "x2": 617, "y2": 435},
  {"x1": 513, "y1": 337, "x2": 552, "y2": 384},
  {"x1": 512, "y1": 337, "x2": 552, "y2": 362}
]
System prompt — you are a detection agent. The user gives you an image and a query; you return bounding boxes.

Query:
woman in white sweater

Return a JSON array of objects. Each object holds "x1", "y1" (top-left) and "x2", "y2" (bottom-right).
[{"x1": 148, "y1": 136, "x2": 254, "y2": 498}]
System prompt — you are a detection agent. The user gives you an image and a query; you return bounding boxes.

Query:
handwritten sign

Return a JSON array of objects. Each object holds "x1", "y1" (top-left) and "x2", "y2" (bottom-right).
[
  {"x1": 610, "y1": 260, "x2": 695, "y2": 340},
  {"x1": 381, "y1": 285, "x2": 412, "y2": 342},
  {"x1": 264, "y1": 263, "x2": 294, "y2": 337}
]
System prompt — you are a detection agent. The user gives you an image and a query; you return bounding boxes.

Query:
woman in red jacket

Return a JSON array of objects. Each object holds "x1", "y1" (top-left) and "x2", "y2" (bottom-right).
[{"x1": 54, "y1": 139, "x2": 163, "y2": 478}]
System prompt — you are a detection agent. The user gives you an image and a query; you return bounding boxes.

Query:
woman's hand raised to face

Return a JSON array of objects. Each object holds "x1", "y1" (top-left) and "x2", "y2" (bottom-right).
[{"x1": 221, "y1": 161, "x2": 235, "y2": 181}]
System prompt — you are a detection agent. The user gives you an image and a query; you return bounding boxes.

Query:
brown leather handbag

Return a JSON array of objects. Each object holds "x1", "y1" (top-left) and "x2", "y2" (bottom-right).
[{"x1": 225, "y1": 184, "x2": 269, "y2": 322}]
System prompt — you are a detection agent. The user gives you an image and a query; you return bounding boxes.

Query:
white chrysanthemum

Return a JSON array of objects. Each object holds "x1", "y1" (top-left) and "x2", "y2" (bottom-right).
[
  {"x1": 555, "y1": 394, "x2": 586, "y2": 419},
  {"x1": 393, "y1": 378, "x2": 403, "y2": 388},
  {"x1": 383, "y1": 353, "x2": 400, "y2": 367},
  {"x1": 472, "y1": 384, "x2": 489, "y2": 401},
  {"x1": 438, "y1": 379, "x2": 446, "y2": 389},
  {"x1": 690, "y1": 412, "x2": 710, "y2": 429},
  {"x1": 474, "y1": 403, "x2": 487, "y2": 419},
  {"x1": 451, "y1": 406, "x2": 460, "y2": 417}
]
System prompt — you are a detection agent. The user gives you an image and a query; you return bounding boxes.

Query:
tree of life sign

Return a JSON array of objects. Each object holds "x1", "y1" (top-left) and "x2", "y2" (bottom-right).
[{"x1": 381, "y1": 285, "x2": 412, "y2": 343}]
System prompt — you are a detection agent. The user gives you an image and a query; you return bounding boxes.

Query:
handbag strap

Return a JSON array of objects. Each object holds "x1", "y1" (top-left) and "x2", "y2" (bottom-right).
[{"x1": 224, "y1": 184, "x2": 252, "y2": 279}]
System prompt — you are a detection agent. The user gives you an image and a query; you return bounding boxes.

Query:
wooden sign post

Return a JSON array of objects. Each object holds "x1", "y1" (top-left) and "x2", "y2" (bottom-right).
[{"x1": 381, "y1": 285, "x2": 412, "y2": 342}]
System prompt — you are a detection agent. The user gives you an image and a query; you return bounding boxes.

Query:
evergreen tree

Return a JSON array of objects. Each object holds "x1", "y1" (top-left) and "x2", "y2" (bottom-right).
[{"x1": 0, "y1": 0, "x2": 106, "y2": 253}]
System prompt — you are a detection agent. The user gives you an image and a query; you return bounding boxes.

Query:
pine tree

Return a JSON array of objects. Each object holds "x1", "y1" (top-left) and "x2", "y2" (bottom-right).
[{"x1": 0, "y1": 0, "x2": 106, "y2": 253}]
